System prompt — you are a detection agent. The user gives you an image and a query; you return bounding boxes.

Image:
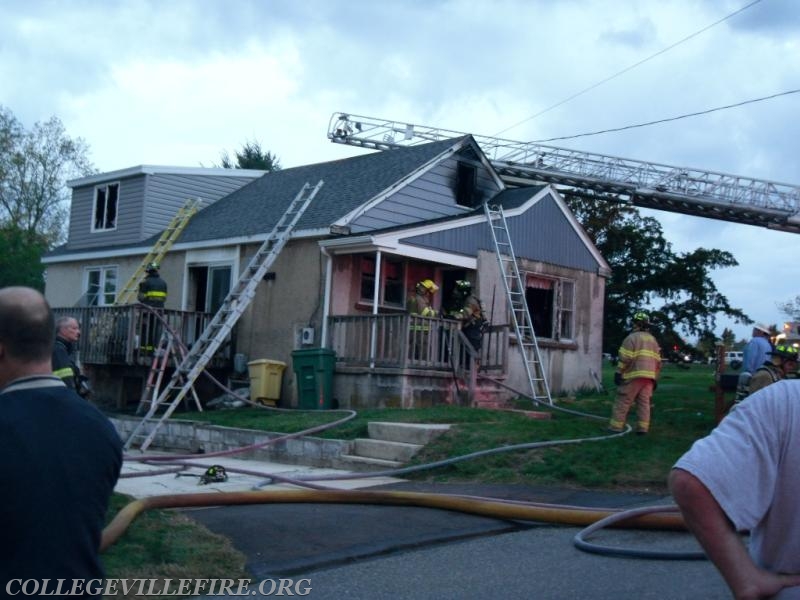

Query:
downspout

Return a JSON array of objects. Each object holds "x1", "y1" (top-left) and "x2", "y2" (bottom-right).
[
  {"x1": 370, "y1": 250, "x2": 382, "y2": 368},
  {"x1": 320, "y1": 246, "x2": 333, "y2": 348}
]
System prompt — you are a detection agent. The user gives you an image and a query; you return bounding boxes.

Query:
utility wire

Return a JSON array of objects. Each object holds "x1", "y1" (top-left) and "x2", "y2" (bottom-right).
[
  {"x1": 528, "y1": 88, "x2": 800, "y2": 143},
  {"x1": 494, "y1": 0, "x2": 763, "y2": 136}
]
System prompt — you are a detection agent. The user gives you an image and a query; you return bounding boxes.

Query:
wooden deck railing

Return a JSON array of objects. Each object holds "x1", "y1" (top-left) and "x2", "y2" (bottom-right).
[
  {"x1": 51, "y1": 305, "x2": 230, "y2": 367},
  {"x1": 327, "y1": 314, "x2": 508, "y2": 374}
]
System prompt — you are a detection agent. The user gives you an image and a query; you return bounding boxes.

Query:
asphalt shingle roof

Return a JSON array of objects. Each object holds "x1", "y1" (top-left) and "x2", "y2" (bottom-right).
[{"x1": 178, "y1": 137, "x2": 466, "y2": 244}]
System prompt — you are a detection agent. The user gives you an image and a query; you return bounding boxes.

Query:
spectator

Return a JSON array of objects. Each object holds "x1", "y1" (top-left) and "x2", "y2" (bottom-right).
[
  {"x1": 0, "y1": 286, "x2": 122, "y2": 593},
  {"x1": 670, "y1": 379, "x2": 800, "y2": 600},
  {"x1": 736, "y1": 323, "x2": 773, "y2": 401}
]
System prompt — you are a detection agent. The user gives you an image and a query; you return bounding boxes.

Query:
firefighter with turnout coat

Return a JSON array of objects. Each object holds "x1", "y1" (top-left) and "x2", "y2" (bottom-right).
[
  {"x1": 448, "y1": 280, "x2": 487, "y2": 354},
  {"x1": 52, "y1": 316, "x2": 90, "y2": 398},
  {"x1": 407, "y1": 279, "x2": 439, "y2": 360},
  {"x1": 138, "y1": 263, "x2": 168, "y2": 353},
  {"x1": 608, "y1": 311, "x2": 662, "y2": 434},
  {"x1": 742, "y1": 344, "x2": 799, "y2": 399}
]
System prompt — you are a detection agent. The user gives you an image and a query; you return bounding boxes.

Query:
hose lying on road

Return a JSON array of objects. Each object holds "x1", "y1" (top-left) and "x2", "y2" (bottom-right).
[{"x1": 101, "y1": 488, "x2": 685, "y2": 552}]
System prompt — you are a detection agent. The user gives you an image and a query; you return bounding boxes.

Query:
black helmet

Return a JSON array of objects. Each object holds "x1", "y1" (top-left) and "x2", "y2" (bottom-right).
[{"x1": 146, "y1": 262, "x2": 159, "y2": 273}]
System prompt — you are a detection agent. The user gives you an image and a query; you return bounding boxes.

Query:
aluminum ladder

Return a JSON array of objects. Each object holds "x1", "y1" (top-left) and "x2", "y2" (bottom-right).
[
  {"x1": 135, "y1": 329, "x2": 202, "y2": 416},
  {"x1": 484, "y1": 202, "x2": 552, "y2": 405},
  {"x1": 124, "y1": 180, "x2": 324, "y2": 451},
  {"x1": 115, "y1": 198, "x2": 202, "y2": 305}
]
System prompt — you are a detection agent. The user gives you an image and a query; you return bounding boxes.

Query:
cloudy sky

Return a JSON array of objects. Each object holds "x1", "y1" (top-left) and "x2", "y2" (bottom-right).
[{"x1": 3, "y1": 0, "x2": 798, "y2": 341}]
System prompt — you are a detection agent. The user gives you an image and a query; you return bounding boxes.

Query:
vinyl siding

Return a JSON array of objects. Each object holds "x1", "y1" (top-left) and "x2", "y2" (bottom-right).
[
  {"x1": 348, "y1": 153, "x2": 500, "y2": 233},
  {"x1": 67, "y1": 175, "x2": 146, "y2": 250},
  {"x1": 65, "y1": 172, "x2": 261, "y2": 251},
  {"x1": 400, "y1": 191, "x2": 601, "y2": 273}
]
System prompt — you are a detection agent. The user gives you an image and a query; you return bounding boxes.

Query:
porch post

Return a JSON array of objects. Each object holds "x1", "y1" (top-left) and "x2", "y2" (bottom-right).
[
  {"x1": 320, "y1": 246, "x2": 333, "y2": 347},
  {"x1": 369, "y1": 250, "x2": 382, "y2": 368}
]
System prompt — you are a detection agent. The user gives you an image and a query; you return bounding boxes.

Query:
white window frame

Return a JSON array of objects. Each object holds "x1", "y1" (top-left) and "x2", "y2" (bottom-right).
[
  {"x1": 84, "y1": 265, "x2": 118, "y2": 306},
  {"x1": 359, "y1": 254, "x2": 406, "y2": 310},
  {"x1": 92, "y1": 182, "x2": 120, "y2": 232}
]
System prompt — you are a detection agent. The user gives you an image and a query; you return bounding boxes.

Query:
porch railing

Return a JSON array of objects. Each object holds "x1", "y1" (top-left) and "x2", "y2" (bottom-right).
[
  {"x1": 51, "y1": 305, "x2": 230, "y2": 368},
  {"x1": 328, "y1": 314, "x2": 508, "y2": 374}
]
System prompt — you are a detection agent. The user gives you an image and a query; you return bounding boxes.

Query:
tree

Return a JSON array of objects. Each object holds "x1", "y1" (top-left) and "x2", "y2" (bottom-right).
[
  {"x1": 0, "y1": 106, "x2": 94, "y2": 247},
  {"x1": 564, "y1": 193, "x2": 749, "y2": 352},
  {"x1": 0, "y1": 225, "x2": 48, "y2": 290},
  {"x1": 777, "y1": 295, "x2": 800, "y2": 320},
  {"x1": 219, "y1": 140, "x2": 281, "y2": 171}
]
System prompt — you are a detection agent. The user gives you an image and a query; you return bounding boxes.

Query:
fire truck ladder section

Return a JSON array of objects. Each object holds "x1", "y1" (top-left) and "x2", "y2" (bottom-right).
[
  {"x1": 327, "y1": 112, "x2": 800, "y2": 234},
  {"x1": 115, "y1": 198, "x2": 202, "y2": 305},
  {"x1": 484, "y1": 202, "x2": 552, "y2": 406},
  {"x1": 125, "y1": 181, "x2": 324, "y2": 451}
]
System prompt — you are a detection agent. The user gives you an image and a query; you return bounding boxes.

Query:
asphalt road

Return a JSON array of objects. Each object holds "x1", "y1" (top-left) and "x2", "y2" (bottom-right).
[{"x1": 184, "y1": 482, "x2": 732, "y2": 599}]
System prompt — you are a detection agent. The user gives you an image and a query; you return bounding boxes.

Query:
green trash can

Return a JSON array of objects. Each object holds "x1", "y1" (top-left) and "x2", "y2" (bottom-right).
[{"x1": 291, "y1": 348, "x2": 336, "y2": 410}]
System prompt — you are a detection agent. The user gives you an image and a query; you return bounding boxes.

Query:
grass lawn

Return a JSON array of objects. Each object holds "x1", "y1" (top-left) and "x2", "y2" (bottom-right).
[
  {"x1": 172, "y1": 361, "x2": 721, "y2": 492},
  {"x1": 104, "y1": 361, "x2": 722, "y2": 587}
]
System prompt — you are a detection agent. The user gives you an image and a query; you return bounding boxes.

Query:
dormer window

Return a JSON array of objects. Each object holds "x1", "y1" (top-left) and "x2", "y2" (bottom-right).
[{"x1": 93, "y1": 183, "x2": 119, "y2": 231}]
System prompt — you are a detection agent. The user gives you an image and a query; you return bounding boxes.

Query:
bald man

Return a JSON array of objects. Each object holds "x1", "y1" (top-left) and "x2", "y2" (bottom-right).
[{"x1": 0, "y1": 287, "x2": 122, "y2": 594}]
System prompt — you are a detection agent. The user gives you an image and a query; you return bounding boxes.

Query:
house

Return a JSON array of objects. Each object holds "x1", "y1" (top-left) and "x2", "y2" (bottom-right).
[{"x1": 43, "y1": 136, "x2": 610, "y2": 409}]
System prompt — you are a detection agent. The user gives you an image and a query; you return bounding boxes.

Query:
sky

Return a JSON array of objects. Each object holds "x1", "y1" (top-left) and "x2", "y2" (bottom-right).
[{"x1": 2, "y1": 0, "x2": 799, "y2": 342}]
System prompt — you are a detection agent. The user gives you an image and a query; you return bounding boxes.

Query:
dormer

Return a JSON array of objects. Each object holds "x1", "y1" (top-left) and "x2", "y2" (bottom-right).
[{"x1": 64, "y1": 165, "x2": 265, "y2": 251}]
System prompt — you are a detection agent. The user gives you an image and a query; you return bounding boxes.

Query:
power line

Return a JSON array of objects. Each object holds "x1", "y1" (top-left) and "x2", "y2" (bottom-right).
[
  {"x1": 493, "y1": 0, "x2": 763, "y2": 137},
  {"x1": 528, "y1": 88, "x2": 800, "y2": 143}
]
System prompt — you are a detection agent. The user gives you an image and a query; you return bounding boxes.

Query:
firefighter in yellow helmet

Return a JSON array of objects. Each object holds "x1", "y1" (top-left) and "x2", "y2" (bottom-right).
[
  {"x1": 407, "y1": 279, "x2": 439, "y2": 361},
  {"x1": 608, "y1": 311, "x2": 662, "y2": 434}
]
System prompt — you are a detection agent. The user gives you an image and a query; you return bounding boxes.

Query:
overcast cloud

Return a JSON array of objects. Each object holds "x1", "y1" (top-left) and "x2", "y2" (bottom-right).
[{"x1": 2, "y1": 0, "x2": 799, "y2": 341}]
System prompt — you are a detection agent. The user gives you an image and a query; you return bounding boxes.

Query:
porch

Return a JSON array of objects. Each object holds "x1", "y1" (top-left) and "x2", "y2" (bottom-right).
[{"x1": 54, "y1": 307, "x2": 512, "y2": 409}]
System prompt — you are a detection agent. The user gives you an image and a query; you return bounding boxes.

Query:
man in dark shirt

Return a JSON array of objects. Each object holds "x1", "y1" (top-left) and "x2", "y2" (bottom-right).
[{"x1": 0, "y1": 287, "x2": 122, "y2": 595}]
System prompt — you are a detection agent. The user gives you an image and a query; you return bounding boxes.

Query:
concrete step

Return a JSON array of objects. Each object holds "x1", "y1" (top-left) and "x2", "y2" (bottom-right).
[
  {"x1": 353, "y1": 438, "x2": 423, "y2": 462},
  {"x1": 337, "y1": 454, "x2": 404, "y2": 471},
  {"x1": 367, "y1": 421, "x2": 451, "y2": 445}
]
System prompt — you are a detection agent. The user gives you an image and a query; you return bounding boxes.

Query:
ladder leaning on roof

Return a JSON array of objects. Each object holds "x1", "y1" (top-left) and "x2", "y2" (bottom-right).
[
  {"x1": 114, "y1": 198, "x2": 202, "y2": 305},
  {"x1": 484, "y1": 202, "x2": 553, "y2": 406},
  {"x1": 124, "y1": 180, "x2": 324, "y2": 451}
]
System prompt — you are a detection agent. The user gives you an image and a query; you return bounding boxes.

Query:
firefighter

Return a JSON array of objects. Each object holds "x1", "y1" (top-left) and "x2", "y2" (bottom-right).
[
  {"x1": 407, "y1": 279, "x2": 439, "y2": 361},
  {"x1": 138, "y1": 262, "x2": 168, "y2": 353},
  {"x1": 449, "y1": 280, "x2": 487, "y2": 355},
  {"x1": 742, "y1": 344, "x2": 799, "y2": 398},
  {"x1": 608, "y1": 311, "x2": 662, "y2": 434},
  {"x1": 138, "y1": 262, "x2": 168, "y2": 307},
  {"x1": 52, "y1": 315, "x2": 91, "y2": 398}
]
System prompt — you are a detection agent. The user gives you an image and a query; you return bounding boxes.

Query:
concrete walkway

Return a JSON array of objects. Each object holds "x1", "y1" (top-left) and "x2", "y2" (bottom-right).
[{"x1": 116, "y1": 452, "x2": 405, "y2": 498}]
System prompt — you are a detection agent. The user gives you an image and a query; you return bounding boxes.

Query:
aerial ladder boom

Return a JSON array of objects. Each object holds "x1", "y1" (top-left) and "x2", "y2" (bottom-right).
[{"x1": 327, "y1": 112, "x2": 800, "y2": 234}]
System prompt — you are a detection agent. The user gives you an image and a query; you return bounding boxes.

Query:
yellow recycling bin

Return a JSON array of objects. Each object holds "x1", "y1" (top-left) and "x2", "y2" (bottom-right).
[{"x1": 248, "y1": 359, "x2": 286, "y2": 406}]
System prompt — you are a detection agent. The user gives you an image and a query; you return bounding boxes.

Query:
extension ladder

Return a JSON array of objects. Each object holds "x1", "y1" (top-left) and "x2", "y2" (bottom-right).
[
  {"x1": 125, "y1": 180, "x2": 324, "y2": 451},
  {"x1": 484, "y1": 202, "x2": 553, "y2": 405},
  {"x1": 136, "y1": 327, "x2": 202, "y2": 416},
  {"x1": 115, "y1": 198, "x2": 202, "y2": 305}
]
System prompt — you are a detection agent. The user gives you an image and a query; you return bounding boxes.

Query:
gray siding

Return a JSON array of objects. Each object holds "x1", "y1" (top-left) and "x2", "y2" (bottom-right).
[
  {"x1": 65, "y1": 172, "x2": 261, "y2": 250},
  {"x1": 143, "y1": 174, "x2": 260, "y2": 239},
  {"x1": 348, "y1": 153, "x2": 500, "y2": 233},
  {"x1": 401, "y1": 192, "x2": 601, "y2": 273},
  {"x1": 67, "y1": 175, "x2": 146, "y2": 250}
]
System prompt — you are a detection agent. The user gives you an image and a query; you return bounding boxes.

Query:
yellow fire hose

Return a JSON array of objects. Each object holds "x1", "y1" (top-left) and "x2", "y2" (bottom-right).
[{"x1": 101, "y1": 488, "x2": 685, "y2": 552}]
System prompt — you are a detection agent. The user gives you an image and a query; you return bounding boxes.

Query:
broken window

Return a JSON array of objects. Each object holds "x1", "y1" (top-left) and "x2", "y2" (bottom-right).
[
  {"x1": 93, "y1": 183, "x2": 119, "y2": 231},
  {"x1": 359, "y1": 255, "x2": 405, "y2": 309},
  {"x1": 524, "y1": 275, "x2": 575, "y2": 341}
]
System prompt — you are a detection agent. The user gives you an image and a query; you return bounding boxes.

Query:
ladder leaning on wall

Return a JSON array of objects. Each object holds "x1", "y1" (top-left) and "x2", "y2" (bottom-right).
[
  {"x1": 484, "y1": 202, "x2": 553, "y2": 406},
  {"x1": 124, "y1": 180, "x2": 324, "y2": 451},
  {"x1": 114, "y1": 198, "x2": 202, "y2": 305}
]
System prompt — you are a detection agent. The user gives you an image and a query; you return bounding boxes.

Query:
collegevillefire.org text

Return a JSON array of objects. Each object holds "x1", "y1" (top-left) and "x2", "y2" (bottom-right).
[{"x1": 5, "y1": 578, "x2": 312, "y2": 596}]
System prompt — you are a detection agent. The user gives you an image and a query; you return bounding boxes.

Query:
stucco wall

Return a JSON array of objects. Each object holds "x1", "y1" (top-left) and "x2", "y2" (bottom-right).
[{"x1": 234, "y1": 238, "x2": 326, "y2": 406}]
